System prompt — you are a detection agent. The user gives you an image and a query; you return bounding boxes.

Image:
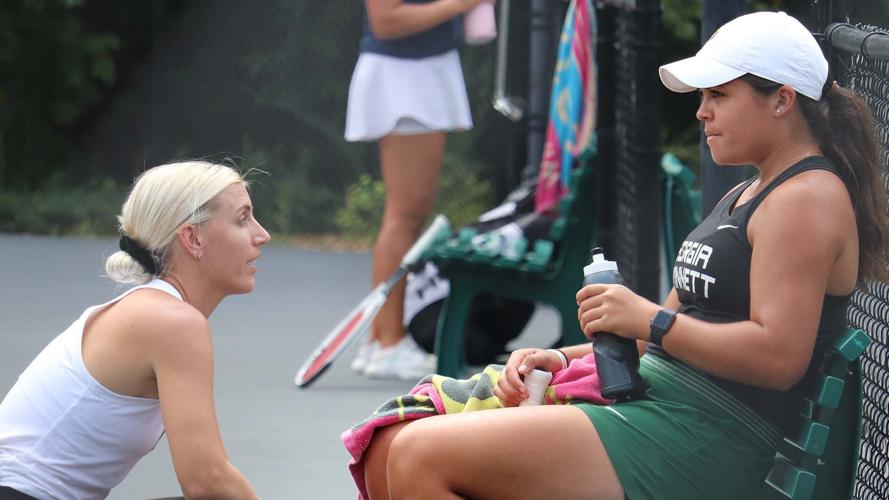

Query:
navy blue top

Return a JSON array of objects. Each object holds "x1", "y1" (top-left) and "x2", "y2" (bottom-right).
[
  {"x1": 360, "y1": 0, "x2": 462, "y2": 59},
  {"x1": 648, "y1": 156, "x2": 851, "y2": 433}
]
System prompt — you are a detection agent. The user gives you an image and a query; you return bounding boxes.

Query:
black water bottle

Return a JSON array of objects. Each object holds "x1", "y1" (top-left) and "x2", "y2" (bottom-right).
[{"x1": 582, "y1": 247, "x2": 647, "y2": 400}]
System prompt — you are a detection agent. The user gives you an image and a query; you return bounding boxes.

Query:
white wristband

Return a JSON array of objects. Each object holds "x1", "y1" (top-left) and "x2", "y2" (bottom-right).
[{"x1": 546, "y1": 348, "x2": 568, "y2": 370}]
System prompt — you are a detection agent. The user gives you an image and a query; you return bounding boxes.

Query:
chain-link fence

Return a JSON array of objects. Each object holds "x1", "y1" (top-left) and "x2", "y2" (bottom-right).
[
  {"x1": 824, "y1": 20, "x2": 889, "y2": 500},
  {"x1": 595, "y1": 0, "x2": 662, "y2": 301}
]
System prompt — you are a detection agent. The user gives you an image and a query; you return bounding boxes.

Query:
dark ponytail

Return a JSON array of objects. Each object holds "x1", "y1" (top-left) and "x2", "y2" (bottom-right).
[
  {"x1": 798, "y1": 84, "x2": 889, "y2": 285},
  {"x1": 741, "y1": 73, "x2": 889, "y2": 284}
]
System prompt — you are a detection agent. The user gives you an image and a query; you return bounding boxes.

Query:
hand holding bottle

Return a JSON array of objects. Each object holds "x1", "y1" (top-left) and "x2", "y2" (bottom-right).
[
  {"x1": 576, "y1": 282, "x2": 658, "y2": 341},
  {"x1": 580, "y1": 248, "x2": 647, "y2": 401}
]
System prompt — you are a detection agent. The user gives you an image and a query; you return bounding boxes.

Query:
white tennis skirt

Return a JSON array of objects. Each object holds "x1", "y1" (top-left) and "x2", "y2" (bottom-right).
[{"x1": 344, "y1": 49, "x2": 473, "y2": 142}]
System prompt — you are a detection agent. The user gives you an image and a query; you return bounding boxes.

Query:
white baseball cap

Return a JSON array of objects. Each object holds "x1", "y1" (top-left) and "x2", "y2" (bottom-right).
[{"x1": 659, "y1": 11, "x2": 828, "y2": 101}]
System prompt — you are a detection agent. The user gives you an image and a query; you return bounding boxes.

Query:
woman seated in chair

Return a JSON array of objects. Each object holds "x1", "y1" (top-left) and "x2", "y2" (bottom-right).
[
  {"x1": 352, "y1": 11, "x2": 889, "y2": 500},
  {"x1": 0, "y1": 161, "x2": 268, "y2": 499}
]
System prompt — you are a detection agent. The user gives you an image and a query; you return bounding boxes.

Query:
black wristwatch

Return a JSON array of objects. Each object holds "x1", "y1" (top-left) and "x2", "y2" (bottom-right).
[{"x1": 649, "y1": 309, "x2": 677, "y2": 347}]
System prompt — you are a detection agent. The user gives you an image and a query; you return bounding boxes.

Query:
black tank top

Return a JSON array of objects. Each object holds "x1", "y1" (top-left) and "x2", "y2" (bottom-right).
[{"x1": 648, "y1": 156, "x2": 851, "y2": 433}]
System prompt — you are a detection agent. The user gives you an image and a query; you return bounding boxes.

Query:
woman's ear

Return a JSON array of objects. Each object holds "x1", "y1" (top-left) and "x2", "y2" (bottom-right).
[
  {"x1": 774, "y1": 85, "x2": 797, "y2": 117},
  {"x1": 177, "y1": 224, "x2": 204, "y2": 259}
]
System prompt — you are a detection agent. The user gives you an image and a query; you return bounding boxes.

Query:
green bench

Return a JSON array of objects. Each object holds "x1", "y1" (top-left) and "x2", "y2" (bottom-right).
[
  {"x1": 765, "y1": 327, "x2": 872, "y2": 500},
  {"x1": 424, "y1": 145, "x2": 599, "y2": 378}
]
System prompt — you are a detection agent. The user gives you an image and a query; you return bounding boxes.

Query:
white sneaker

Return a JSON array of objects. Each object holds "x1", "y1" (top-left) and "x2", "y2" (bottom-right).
[
  {"x1": 350, "y1": 339, "x2": 378, "y2": 373},
  {"x1": 363, "y1": 336, "x2": 437, "y2": 381}
]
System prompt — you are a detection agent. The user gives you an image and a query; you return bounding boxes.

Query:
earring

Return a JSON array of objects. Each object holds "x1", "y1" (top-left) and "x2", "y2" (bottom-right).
[{"x1": 195, "y1": 252, "x2": 203, "y2": 259}]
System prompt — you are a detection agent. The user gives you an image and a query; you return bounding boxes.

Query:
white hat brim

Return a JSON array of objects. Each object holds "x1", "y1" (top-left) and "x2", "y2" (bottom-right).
[{"x1": 659, "y1": 55, "x2": 747, "y2": 93}]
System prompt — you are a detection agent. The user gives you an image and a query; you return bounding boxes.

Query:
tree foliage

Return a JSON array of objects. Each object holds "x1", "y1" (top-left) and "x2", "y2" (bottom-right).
[
  {"x1": 2, "y1": 0, "x2": 886, "y2": 237},
  {"x1": 0, "y1": 0, "x2": 121, "y2": 188}
]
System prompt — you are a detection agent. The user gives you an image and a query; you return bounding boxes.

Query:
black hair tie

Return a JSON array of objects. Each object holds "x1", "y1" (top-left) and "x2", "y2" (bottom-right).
[{"x1": 119, "y1": 235, "x2": 158, "y2": 275}]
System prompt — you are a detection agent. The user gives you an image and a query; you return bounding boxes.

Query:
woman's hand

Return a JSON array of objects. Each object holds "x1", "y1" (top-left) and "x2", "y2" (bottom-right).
[
  {"x1": 493, "y1": 348, "x2": 563, "y2": 407},
  {"x1": 576, "y1": 284, "x2": 659, "y2": 341}
]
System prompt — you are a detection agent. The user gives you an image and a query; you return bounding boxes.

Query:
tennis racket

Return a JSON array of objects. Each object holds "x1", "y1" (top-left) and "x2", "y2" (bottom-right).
[{"x1": 294, "y1": 215, "x2": 451, "y2": 388}]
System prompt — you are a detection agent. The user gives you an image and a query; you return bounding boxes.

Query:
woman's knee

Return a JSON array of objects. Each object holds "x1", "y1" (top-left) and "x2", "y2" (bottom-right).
[
  {"x1": 386, "y1": 422, "x2": 447, "y2": 495},
  {"x1": 380, "y1": 208, "x2": 432, "y2": 235},
  {"x1": 365, "y1": 422, "x2": 411, "y2": 499},
  {"x1": 383, "y1": 190, "x2": 438, "y2": 225}
]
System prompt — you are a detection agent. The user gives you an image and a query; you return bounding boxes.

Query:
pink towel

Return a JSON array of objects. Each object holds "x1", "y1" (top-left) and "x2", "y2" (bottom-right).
[{"x1": 546, "y1": 352, "x2": 611, "y2": 404}]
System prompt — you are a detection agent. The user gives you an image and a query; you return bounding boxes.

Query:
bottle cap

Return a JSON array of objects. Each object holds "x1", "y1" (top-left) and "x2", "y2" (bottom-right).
[{"x1": 583, "y1": 247, "x2": 618, "y2": 276}]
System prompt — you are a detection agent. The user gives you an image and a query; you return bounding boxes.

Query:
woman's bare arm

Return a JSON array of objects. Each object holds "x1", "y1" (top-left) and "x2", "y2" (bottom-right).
[{"x1": 150, "y1": 304, "x2": 258, "y2": 500}]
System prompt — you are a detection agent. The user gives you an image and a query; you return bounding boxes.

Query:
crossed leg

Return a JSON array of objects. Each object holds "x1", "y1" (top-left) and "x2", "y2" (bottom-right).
[{"x1": 365, "y1": 405, "x2": 624, "y2": 500}]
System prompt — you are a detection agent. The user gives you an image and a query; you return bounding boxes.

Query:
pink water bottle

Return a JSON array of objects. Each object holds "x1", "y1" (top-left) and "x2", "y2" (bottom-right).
[{"x1": 464, "y1": 1, "x2": 496, "y2": 46}]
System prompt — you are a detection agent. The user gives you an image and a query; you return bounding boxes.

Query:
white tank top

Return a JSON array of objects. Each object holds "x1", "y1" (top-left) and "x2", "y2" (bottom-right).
[{"x1": 0, "y1": 279, "x2": 182, "y2": 499}]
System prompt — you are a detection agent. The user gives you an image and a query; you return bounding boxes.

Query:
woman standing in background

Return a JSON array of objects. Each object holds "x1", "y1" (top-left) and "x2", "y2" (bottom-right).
[{"x1": 345, "y1": 0, "x2": 490, "y2": 380}]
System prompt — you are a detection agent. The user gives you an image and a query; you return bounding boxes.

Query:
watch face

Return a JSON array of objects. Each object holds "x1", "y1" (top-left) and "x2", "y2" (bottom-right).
[
  {"x1": 653, "y1": 310, "x2": 676, "y2": 331},
  {"x1": 650, "y1": 310, "x2": 676, "y2": 347}
]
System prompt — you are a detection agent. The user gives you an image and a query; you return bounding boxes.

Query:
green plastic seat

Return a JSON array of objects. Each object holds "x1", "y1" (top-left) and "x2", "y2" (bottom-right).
[
  {"x1": 765, "y1": 327, "x2": 871, "y2": 500},
  {"x1": 427, "y1": 146, "x2": 599, "y2": 377}
]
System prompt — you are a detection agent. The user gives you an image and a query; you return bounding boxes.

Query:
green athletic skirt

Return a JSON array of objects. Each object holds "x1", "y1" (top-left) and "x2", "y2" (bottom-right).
[{"x1": 575, "y1": 355, "x2": 783, "y2": 500}]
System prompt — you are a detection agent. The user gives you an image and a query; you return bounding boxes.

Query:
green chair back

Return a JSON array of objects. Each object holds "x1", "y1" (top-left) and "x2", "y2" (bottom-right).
[{"x1": 765, "y1": 327, "x2": 871, "y2": 500}]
